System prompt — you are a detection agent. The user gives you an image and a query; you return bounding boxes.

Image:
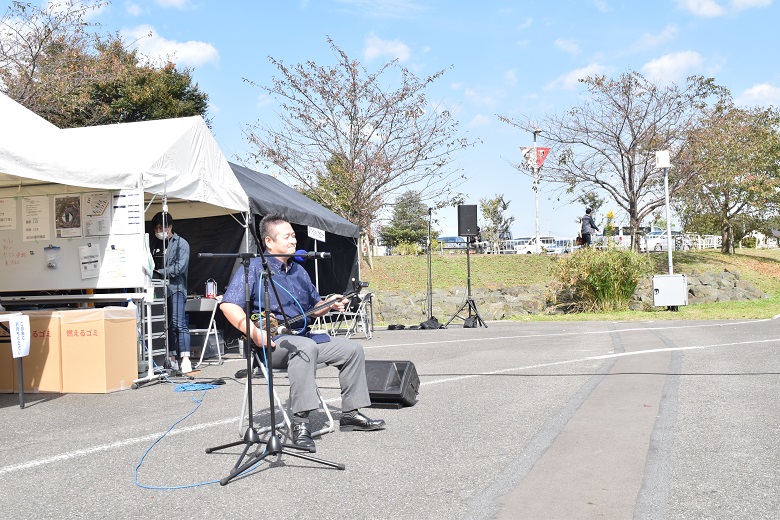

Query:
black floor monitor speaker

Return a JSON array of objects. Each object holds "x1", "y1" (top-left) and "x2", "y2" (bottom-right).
[
  {"x1": 365, "y1": 360, "x2": 419, "y2": 407},
  {"x1": 457, "y1": 204, "x2": 478, "y2": 236}
]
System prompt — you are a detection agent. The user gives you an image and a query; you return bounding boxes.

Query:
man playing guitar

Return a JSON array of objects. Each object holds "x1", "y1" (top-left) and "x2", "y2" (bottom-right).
[{"x1": 220, "y1": 213, "x2": 385, "y2": 451}]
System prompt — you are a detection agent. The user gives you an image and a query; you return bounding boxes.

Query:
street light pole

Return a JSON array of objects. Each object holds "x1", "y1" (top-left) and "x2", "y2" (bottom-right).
[
  {"x1": 656, "y1": 150, "x2": 674, "y2": 274},
  {"x1": 533, "y1": 129, "x2": 542, "y2": 254}
]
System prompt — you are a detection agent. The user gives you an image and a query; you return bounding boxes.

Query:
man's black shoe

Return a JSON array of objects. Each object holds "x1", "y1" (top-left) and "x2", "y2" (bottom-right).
[
  {"x1": 339, "y1": 412, "x2": 386, "y2": 431},
  {"x1": 291, "y1": 422, "x2": 316, "y2": 451}
]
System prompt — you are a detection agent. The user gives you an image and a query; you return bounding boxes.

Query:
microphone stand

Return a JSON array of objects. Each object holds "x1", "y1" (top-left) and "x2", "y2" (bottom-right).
[{"x1": 202, "y1": 247, "x2": 344, "y2": 485}]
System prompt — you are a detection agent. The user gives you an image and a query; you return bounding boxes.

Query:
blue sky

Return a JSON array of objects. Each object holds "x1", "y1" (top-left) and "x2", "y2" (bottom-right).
[{"x1": 62, "y1": 0, "x2": 780, "y2": 237}]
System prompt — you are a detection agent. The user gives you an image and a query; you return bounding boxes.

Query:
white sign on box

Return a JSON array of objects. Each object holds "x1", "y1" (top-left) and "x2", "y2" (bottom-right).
[{"x1": 9, "y1": 314, "x2": 31, "y2": 358}]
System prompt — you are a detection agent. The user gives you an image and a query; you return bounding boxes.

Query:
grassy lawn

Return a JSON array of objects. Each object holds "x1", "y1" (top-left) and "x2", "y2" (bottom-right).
[{"x1": 363, "y1": 248, "x2": 780, "y2": 321}]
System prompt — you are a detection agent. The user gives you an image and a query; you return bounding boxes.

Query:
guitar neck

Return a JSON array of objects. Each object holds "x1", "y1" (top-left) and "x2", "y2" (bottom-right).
[{"x1": 283, "y1": 289, "x2": 361, "y2": 327}]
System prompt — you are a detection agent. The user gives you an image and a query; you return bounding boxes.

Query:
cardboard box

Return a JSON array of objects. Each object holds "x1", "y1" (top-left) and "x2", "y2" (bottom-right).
[
  {"x1": 0, "y1": 311, "x2": 62, "y2": 393},
  {"x1": 0, "y1": 329, "x2": 15, "y2": 393},
  {"x1": 60, "y1": 307, "x2": 137, "y2": 393}
]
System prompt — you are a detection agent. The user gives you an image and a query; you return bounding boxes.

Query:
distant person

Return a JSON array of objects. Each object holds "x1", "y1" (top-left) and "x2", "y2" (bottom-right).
[
  {"x1": 580, "y1": 208, "x2": 599, "y2": 247},
  {"x1": 151, "y1": 212, "x2": 192, "y2": 373}
]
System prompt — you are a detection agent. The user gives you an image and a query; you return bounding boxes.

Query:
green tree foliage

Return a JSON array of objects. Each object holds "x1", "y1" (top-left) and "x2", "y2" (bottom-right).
[
  {"x1": 379, "y1": 191, "x2": 430, "y2": 249},
  {"x1": 479, "y1": 194, "x2": 514, "y2": 250},
  {"x1": 0, "y1": 1, "x2": 209, "y2": 128},
  {"x1": 499, "y1": 71, "x2": 729, "y2": 251},
  {"x1": 676, "y1": 104, "x2": 780, "y2": 253}
]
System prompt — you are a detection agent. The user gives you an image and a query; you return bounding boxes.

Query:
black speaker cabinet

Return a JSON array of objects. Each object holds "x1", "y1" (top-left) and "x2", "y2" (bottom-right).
[
  {"x1": 365, "y1": 360, "x2": 419, "y2": 407},
  {"x1": 457, "y1": 204, "x2": 478, "y2": 236}
]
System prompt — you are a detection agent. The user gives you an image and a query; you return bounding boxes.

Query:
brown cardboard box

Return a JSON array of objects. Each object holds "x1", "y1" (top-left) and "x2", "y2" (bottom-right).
[
  {"x1": 0, "y1": 326, "x2": 15, "y2": 393},
  {"x1": 0, "y1": 311, "x2": 62, "y2": 393},
  {"x1": 60, "y1": 307, "x2": 137, "y2": 393}
]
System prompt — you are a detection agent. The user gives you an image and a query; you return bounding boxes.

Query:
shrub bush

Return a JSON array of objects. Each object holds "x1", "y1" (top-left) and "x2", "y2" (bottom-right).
[
  {"x1": 552, "y1": 247, "x2": 653, "y2": 311},
  {"x1": 394, "y1": 241, "x2": 422, "y2": 255}
]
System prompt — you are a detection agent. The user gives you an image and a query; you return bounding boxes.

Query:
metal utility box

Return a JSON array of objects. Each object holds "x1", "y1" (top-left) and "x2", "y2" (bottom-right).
[{"x1": 652, "y1": 274, "x2": 688, "y2": 307}]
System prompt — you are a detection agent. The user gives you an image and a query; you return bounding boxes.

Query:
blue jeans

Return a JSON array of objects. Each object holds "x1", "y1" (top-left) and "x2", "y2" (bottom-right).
[{"x1": 167, "y1": 291, "x2": 190, "y2": 357}]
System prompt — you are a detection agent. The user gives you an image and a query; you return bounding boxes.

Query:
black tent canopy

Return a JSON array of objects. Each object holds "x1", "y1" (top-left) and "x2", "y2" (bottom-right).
[
  {"x1": 172, "y1": 163, "x2": 360, "y2": 299},
  {"x1": 229, "y1": 162, "x2": 359, "y2": 239}
]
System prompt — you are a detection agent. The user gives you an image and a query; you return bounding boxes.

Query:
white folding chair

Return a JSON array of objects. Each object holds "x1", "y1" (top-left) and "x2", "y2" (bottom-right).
[
  {"x1": 238, "y1": 348, "x2": 336, "y2": 440},
  {"x1": 185, "y1": 296, "x2": 223, "y2": 368},
  {"x1": 331, "y1": 292, "x2": 374, "y2": 339}
]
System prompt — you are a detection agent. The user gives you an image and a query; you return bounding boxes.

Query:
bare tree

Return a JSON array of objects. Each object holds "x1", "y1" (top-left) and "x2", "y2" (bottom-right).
[
  {"x1": 499, "y1": 71, "x2": 728, "y2": 250},
  {"x1": 244, "y1": 38, "x2": 475, "y2": 266}
]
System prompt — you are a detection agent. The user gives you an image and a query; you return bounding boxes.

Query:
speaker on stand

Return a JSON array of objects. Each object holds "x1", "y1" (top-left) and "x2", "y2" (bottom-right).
[{"x1": 457, "y1": 204, "x2": 478, "y2": 237}]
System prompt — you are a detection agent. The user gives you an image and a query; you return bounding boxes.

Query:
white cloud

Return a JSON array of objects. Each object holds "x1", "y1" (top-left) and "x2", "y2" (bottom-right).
[
  {"x1": 155, "y1": 0, "x2": 191, "y2": 9},
  {"x1": 676, "y1": 0, "x2": 727, "y2": 17},
  {"x1": 735, "y1": 83, "x2": 780, "y2": 106},
  {"x1": 256, "y1": 94, "x2": 273, "y2": 109},
  {"x1": 632, "y1": 24, "x2": 679, "y2": 52},
  {"x1": 468, "y1": 114, "x2": 491, "y2": 128},
  {"x1": 122, "y1": 25, "x2": 219, "y2": 68},
  {"x1": 364, "y1": 33, "x2": 410, "y2": 62},
  {"x1": 125, "y1": 2, "x2": 143, "y2": 16},
  {"x1": 44, "y1": 0, "x2": 106, "y2": 19},
  {"x1": 593, "y1": 0, "x2": 611, "y2": 13},
  {"x1": 505, "y1": 69, "x2": 518, "y2": 88},
  {"x1": 463, "y1": 88, "x2": 496, "y2": 107},
  {"x1": 676, "y1": 0, "x2": 772, "y2": 16},
  {"x1": 545, "y1": 63, "x2": 608, "y2": 91},
  {"x1": 731, "y1": 0, "x2": 772, "y2": 10},
  {"x1": 554, "y1": 38, "x2": 580, "y2": 56},
  {"x1": 516, "y1": 18, "x2": 533, "y2": 30},
  {"x1": 641, "y1": 51, "x2": 703, "y2": 83},
  {"x1": 335, "y1": 0, "x2": 427, "y2": 19}
]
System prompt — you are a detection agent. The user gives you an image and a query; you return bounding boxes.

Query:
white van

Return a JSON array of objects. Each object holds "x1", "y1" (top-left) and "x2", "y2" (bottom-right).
[{"x1": 515, "y1": 236, "x2": 555, "y2": 254}]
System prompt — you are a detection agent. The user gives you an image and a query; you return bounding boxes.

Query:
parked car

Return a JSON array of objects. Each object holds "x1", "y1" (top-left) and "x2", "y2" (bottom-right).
[
  {"x1": 515, "y1": 236, "x2": 556, "y2": 254},
  {"x1": 643, "y1": 230, "x2": 692, "y2": 252},
  {"x1": 438, "y1": 236, "x2": 467, "y2": 252},
  {"x1": 547, "y1": 238, "x2": 575, "y2": 254}
]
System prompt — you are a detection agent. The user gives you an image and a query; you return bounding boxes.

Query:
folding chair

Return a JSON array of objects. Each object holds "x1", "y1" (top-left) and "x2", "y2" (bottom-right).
[
  {"x1": 238, "y1": 347, "x2": 336, "y2": 439},
  {"x1": 331, "y1": 292, "x2": 374, "y2": 339},
  {"x1": 185, "y1": 296, "x2": 223, "y2": 368}
]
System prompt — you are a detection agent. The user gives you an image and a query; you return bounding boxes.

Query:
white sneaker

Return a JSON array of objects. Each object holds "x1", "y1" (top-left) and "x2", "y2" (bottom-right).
[
  {"x1": 170, "y1": 358, "x2": 179, "y2": 371},
  {"x1": 180, "y1": 357, "x2": 192, "y2": 373}
]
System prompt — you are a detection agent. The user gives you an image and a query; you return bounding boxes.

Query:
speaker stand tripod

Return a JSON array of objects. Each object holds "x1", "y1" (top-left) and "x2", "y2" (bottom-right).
[
  {"x1": 444, "y1": 239, "x2": 487, "y2": 328},
  {"x1": 202, "y1": 249, "x2": 344, "y2": 485}
]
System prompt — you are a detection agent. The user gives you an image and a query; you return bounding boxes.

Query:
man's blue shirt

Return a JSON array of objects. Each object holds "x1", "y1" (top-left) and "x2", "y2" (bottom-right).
[{"x1": 222, "y1": 256, "x2": 321, "y2": 331}]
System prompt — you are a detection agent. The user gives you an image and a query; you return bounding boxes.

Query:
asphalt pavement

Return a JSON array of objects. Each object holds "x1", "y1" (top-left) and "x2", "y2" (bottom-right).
[{"x1": 1, "y1": 318, "x2": 778, "y2": 519}]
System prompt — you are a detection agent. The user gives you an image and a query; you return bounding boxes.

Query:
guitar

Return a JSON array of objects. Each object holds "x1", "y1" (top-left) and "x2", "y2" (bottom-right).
[{"x1": 251, "y1": 288, "x2": 362, "y2": 337}]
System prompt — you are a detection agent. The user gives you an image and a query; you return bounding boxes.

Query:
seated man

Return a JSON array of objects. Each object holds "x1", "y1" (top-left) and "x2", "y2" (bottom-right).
[{"x1": 220, "y1": 213, "x2": 385, "y2": 451}]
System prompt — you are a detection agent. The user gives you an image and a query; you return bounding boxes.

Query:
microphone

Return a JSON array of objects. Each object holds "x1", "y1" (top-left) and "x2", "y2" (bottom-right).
[{"x1": 294, "y1": 250, "x2": 332, "y2": 262}]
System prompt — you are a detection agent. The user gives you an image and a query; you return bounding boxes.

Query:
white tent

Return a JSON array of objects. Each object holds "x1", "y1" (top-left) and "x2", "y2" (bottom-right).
[{"x1": 0, "y1": 92, "x2": 248, "y2": 215}]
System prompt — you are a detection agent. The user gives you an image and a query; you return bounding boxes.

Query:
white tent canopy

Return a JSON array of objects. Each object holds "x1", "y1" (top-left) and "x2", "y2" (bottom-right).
[{"x1": 0, "y1": 93, "x2": 248, "y2": 216}]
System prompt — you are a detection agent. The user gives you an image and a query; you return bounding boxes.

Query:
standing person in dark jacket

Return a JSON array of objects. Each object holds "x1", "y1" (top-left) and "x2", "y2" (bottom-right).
[
  {"x1": 580, "y1": 208, "x2": 599, "y2": 247},
  {"x1": 152, "y1": 212, "x2": 191, "y2": 373}
]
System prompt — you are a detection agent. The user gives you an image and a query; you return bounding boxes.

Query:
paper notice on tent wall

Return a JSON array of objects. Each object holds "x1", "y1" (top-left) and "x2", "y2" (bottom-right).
[
  {"x1": 79, "y1": 243, "x2": 101, "y2": 279},
  {"x1": 84, "y1": 191, "x2": 111, "y2": 237},
  {"x1": 0, "y1": 198, "x2": 17, "y2": 230},
  {"x1": 54, "y1": 194, "x2": 83, "y2": 239},
  {"x1": 8, "y1": 314, "x2": 31, "y2": 358},
  {"x1": 308, "y1": 226, "x2": 326, "y2": 243},
  {"x1": 22, "y1": 196, "x2": 49, "y2": 241},
  {"x1": 110, "y1": 189, "x2": 144, "y2": 235}
]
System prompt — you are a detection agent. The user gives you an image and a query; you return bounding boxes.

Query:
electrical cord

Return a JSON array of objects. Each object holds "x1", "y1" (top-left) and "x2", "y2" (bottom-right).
[{"x1": 133, "y1": 384, "x2": 264, "y2": 489}]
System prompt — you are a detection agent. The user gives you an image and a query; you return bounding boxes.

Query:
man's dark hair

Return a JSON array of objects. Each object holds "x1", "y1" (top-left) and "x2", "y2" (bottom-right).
[
  {"x1": 585, "y1": 208, "x2": 592, "y2": 214},
  {"x1": 151, "y1": 212, "x2": 173, "y2": 228},
  {"x1": 259, "y1": 213, "x2": 290, "y2": 243}
]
